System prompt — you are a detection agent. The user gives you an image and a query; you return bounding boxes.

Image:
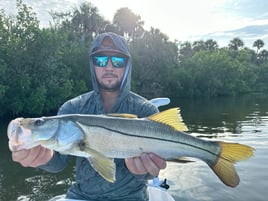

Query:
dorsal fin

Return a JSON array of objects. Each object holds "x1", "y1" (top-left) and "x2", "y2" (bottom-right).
[
  {"x1": 148, "y1": 108, "x2": 188, "y2": 131},
  {"x1": 106, "y1": 113, "x2": 138, "y2": 119}
]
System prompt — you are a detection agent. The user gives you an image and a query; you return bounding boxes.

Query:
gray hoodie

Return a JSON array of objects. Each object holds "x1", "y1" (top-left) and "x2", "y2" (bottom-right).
[{"x1": 40, "y1": 32, "x2": 158, "y2": 200}]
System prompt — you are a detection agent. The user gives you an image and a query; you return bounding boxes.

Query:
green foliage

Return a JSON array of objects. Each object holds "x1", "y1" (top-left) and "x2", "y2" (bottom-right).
[
  {"x1": 0, "y1": 1, "x2": 84, "y2": 116},
  {"x1": 255, "y1": 62, "x2": 268, "y2": 91},
  {"x1": 0, "y1": 59, "x2": 8, "y2": 116},
  {"x1": 175, "y1": 47, "x2": 260, "y2": 97},
  {"x1": 130, "y1": 28, "x2": 178, "y2": 97},
  {"x1": 0, "y1": 1, "x2": 268, "y2": 117}
]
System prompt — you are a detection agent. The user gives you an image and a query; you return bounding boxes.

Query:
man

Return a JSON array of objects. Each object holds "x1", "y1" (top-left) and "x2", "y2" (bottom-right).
[{"x1": 11, "y1": 32, "x2": 166, "y2": 200}]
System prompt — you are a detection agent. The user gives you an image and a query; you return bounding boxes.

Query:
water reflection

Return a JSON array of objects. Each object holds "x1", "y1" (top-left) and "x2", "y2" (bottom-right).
[
  {"x1": 174, "y1": 93, "x2": 268, "y2": 135},
  {"x1": 0, "y1": 93, "x2": 268, "y2": 201}
]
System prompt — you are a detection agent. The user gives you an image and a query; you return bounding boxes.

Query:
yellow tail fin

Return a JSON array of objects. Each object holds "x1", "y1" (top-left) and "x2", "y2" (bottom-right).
[{"x1": 211, "y1": 142, "x2": 254, "y2": 187}]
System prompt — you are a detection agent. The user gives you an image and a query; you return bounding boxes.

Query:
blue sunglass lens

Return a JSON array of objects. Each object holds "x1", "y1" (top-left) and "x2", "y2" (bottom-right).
[
  {"x1": 93, "y1": 56, "x2": 109, "y2": 67},
  {"x1": 93, "y1": 55, "x2": 127, "y2": 68},
  {"x1": 111, "y1": 56, "x2": 127, "y2": 68}
]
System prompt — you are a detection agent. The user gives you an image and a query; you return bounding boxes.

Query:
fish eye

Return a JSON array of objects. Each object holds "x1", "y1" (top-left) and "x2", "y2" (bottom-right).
[{"x1": 34, "y1": 119, "x2": 44, "y2": 126}]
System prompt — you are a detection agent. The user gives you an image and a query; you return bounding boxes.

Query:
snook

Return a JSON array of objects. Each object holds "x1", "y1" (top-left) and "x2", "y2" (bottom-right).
[{"x1": 8, "y1": 108, "x2": 254, "y2": 187}]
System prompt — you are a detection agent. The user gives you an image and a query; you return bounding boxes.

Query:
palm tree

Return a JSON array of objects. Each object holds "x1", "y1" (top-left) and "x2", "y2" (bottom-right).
[
  {"x1": 71, "y1": 2, "x2": 107, "y2": 41},
  {"x1": 253, "y1": 39, "x2": 265, "y2": 54},
  {"x1": 258, "y1": 49, "x2": 268, "y2": 62},
  {"x1": 178, "y1": 41, "x2": 193, "y2": 60},
  {"x1": 228, "y1": 37, "x2": 244, "y2": 51},
  {"x1": 192, "y1": 40, "x2": 206, "y2": 52},
  {"x1": 205, "y1": 39, "x2": 219, "y2": 51},
  {"x1": 113, "y1": 7, "x2": 144, "y2": 41}
]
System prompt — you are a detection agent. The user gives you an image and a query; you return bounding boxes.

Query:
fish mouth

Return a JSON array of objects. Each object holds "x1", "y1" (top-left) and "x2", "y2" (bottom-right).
[
  {"x1": 7, "y1": 118, "x2": 33, "y2": 151},
  {"x1": 7, "y1": 119, "x2": 21, "y2": 141}
]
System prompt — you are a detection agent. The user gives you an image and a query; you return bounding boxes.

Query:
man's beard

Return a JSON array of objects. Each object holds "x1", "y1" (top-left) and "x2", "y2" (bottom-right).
[
  {"x1": 97, "y1": 75, "x2": 121, "y2": 92},
  {"x1": 98, "y1": 81, "x2": 121, "y2": 92}
]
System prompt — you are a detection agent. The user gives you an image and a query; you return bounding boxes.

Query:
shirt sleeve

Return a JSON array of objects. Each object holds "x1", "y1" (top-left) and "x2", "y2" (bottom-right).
[{"x1": 38, "y1": 152, "x2": 69, "y2": 173}]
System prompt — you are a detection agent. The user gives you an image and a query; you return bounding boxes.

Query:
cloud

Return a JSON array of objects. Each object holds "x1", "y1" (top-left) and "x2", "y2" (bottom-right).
[
  {"x1": 199, "y1": 24, "x2": 268, "y2": 47},
  {"x1": 0, "y1": 0, "x2": 87, "y2": 26},
  {"x1": 1, "y1": 0, "x2": 268, "y2": 48},
  {"x1": 220, "y1": 0, "x2": 268, "y2": 18}
]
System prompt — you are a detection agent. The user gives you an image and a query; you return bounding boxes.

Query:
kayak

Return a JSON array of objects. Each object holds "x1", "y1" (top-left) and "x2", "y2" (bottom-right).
[
  {"x1": 148, "y1": 177, "x2": 175, "y2": 201},
  {"x1": 149, "y1": 97, "x2": 170, "y2": 108},
  {"x1": 49, "y1": 178, "x2": 175, "y2": 201}
]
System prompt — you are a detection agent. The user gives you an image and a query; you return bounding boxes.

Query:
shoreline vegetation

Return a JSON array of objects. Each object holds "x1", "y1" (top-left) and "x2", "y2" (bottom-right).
[{"x1": 0, "y1": 0, "x2": 267, "y2": 118}]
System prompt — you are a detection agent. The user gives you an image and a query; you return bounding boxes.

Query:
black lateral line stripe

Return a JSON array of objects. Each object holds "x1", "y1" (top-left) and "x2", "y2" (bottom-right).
[{"x1": 89, "y1": 124, "x2": 222, "y2": 159}]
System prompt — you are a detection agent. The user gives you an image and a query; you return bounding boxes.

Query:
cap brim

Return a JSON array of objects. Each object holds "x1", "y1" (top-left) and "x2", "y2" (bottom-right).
[{"x1": 90, "y1": 46, "x2": 126, "y2": 56}]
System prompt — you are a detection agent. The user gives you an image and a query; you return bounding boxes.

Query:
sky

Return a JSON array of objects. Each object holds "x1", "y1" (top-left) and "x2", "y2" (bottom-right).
[{"x1": 1, "y1": 0, "x2": 268, "y2": 47}]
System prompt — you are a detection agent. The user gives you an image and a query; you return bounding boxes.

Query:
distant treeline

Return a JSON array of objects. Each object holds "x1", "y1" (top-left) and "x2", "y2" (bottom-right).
[{"x1": 0, "y1": 0, "x2": 267, "y2": 117}]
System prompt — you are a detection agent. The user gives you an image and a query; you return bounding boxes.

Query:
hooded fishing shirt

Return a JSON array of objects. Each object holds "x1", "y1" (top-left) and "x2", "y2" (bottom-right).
[{"x1": 39, "y1": 32, "x2": 158, "y2": 201}]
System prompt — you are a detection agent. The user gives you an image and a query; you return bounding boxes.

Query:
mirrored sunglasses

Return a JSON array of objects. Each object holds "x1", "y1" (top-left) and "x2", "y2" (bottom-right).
[{"x1": 92, "y1": 55, "x2": 127, "y2": 68}]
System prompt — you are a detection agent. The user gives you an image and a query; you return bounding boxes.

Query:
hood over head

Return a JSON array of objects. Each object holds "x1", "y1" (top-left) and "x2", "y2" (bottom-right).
[{"x1": 89, "y1": 32, "x2": 131, "y2": 95}]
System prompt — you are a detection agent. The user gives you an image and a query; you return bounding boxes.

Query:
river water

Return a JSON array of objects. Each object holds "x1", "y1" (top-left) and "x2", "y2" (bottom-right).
[{"x1": 0, "y1": 93, "x2": 268, "y2": 201}]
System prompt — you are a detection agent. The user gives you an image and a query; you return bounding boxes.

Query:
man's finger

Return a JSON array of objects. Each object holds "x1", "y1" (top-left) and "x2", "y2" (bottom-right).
[
  {"x1": 149, "y1": 153, "x2": 167, "y2": 169},
  {"x1": 140, "y1": 153, "x2": 160, "y2": 176}
]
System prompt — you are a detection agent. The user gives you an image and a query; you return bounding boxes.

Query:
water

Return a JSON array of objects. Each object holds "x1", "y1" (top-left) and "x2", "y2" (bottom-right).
[{"x1": 1, "y1": 93, "x2": 268, "y2": 201}]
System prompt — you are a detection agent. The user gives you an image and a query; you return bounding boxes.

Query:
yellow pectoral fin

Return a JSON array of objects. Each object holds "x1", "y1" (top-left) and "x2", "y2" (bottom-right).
[
  {"x1": 148, "y1": 108, "x2": 188, "y2": 131},
  {"x1": 84, "y1": 147, "x2": 116, "y2": 183}
]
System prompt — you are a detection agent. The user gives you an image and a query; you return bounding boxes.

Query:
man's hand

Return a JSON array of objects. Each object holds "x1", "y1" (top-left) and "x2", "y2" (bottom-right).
[
  {"x1": 125, "y1": 153, "x2": 167, "y2": 176},
  {"x1": 11, "y1": 145, "x2": 54, "y2": 167}
]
